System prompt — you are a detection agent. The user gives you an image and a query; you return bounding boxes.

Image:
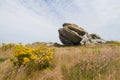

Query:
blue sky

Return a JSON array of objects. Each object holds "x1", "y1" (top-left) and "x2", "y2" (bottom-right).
[{"x1": 0, "y1": 0, "x2": 120, "y2": 44}]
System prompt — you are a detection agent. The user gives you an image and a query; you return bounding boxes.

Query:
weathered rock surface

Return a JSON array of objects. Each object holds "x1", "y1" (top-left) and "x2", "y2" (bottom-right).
[{"x1": 58, "y1": 23, "x2": 106, "y2": 45}]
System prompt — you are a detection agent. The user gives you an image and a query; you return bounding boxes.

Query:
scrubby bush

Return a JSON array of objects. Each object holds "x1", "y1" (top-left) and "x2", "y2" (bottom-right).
[
  {"x1": 10, "y1": 44, "x2": 36, "y2": 67},
  {"x1": 34, "y1": 46, "x2": 55, "y2": 69},
  {"x1": 10, "y1": 44, "x2": 55, "y2": 69}
]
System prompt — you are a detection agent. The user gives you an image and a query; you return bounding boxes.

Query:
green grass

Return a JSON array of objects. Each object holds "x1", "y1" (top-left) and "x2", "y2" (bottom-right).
[{"x1": 0, "y1": 58, "x2": 6, "y2": 63}]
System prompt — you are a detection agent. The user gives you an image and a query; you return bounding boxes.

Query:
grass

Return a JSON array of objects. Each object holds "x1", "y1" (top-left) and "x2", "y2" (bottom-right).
[
  {"x1": 0, "y1": 58, "x2": 6, "y2": 63},
  {"x1": 0, "y1": 42, "x2": 120, "y2": 80}
]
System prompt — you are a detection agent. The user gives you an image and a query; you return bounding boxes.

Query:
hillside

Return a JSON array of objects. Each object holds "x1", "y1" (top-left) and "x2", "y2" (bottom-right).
[{"x1": 0, "y1": 42, "x2": 120, "y2": 80}]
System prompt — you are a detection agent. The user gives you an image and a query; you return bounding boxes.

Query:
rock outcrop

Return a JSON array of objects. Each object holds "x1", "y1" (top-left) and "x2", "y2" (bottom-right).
[{"x1": 58, "y1": 23, "x2": 106, "y2": 45}]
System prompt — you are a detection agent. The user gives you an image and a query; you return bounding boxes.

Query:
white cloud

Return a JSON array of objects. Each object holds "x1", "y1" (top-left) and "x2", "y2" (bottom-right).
[
  {"x1": 72, "y1": 0, "x2": 120, "y2": 40},
  {"x1": 0, "y1": 0, "x2": 120, "y2": 44},
  {"x1": 0, "y1": 0, "x2": 59, "y2": 44}
]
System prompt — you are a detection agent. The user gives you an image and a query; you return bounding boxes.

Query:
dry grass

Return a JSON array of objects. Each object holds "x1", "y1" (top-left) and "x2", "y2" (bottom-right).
[{"x1": 0, "y1": 43, "x2": 120, "y2": 80}]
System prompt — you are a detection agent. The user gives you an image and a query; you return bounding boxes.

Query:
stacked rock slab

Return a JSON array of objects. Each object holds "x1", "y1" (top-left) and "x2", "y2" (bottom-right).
[{"x1": 58, "y1": 23, "x2": 106, "y2": 45}]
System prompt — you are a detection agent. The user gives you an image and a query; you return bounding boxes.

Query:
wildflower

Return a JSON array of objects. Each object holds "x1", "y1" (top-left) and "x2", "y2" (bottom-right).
[
  {"x1": 23, "y1": 57, "x2": 30, "y2": 64},
  {"x1": 30, "y1": 55, "x2": 37, "y2": 60}
]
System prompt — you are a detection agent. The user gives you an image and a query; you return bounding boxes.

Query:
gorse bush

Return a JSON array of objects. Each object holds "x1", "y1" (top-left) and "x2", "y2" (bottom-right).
[
  {"x1": 35, "y1": 46, "x2": 55, "y2": 69},
  {"x1": 11, "y1": 44, "x2": 37, "y2": 67},
  {"x1": 10, "y1": 44, "x2": 55, "y2": 68}
]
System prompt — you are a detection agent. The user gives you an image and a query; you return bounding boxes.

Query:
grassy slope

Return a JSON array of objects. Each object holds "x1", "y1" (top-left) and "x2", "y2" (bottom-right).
[{"x1": 0, "y1": 43, "x2": 120, "y2": 80}]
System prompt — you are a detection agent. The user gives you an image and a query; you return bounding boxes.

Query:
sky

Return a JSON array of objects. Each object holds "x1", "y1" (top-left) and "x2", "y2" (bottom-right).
[{"x1": 0, "y1": 0, "x2": 120, "y2": 44}]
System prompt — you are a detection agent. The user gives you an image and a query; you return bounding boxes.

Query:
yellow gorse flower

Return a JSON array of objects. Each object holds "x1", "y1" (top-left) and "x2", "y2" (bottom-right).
[
  {"x1": 30, "y1": 55, "x2": 37, "y2": 60},
  {"x1": 23, "y1": 57, "x2": 30, "y2": 64},
  {"x1": 11, "y1": 44, "x2": 55, "y2": 67}
]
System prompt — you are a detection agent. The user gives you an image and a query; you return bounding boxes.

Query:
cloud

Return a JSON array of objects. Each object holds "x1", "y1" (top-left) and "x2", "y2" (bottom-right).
[
  {"x1": 72, "y1": 0, "x2": 120, "y2": 40},
  {"x1": 0, "y1": 0, "x2": 59, "y2": 44},
  {"x1": 0, "y1": 0, "x2": 120, "y2": 44}
]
